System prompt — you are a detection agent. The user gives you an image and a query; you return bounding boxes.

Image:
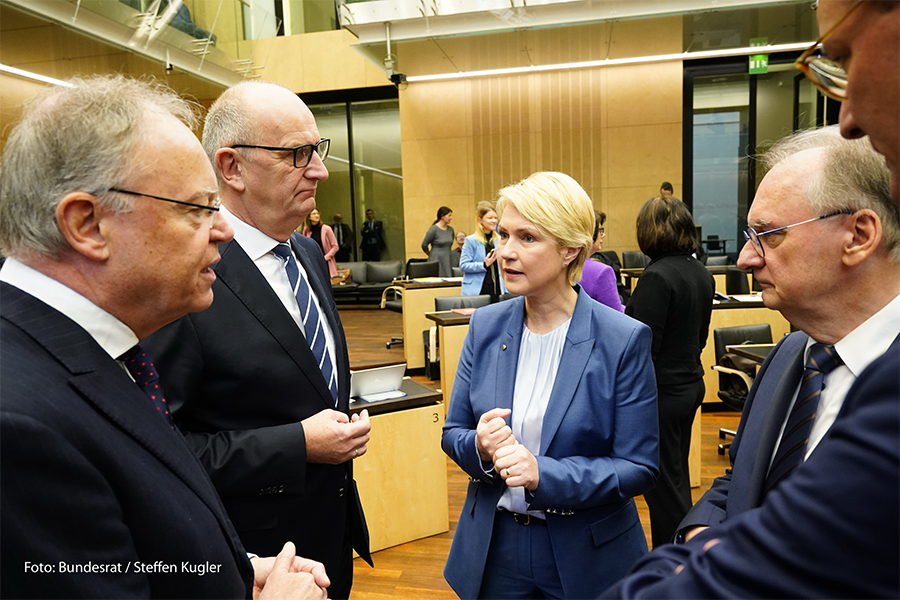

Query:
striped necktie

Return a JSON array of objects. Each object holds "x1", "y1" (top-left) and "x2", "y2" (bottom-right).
[
  {"x1": 764, "y1": 343, "x2": 842, "y2": 494},
  {"x1": 272, "y1": 243, "x2": 339, "y2": 404}
]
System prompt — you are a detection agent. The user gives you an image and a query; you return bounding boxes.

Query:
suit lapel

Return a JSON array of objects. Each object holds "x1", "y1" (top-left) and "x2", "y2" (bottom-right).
[
  {"x1": 1, "y1": 284, "x2": 248, "y2": 566},
  {"x1": 540, "y1": 290, "x2": 594, "y2": 452},
  {"x1": 214, "y1": 239, "x2": 335, "y2": 411},
  {"x1": 495, "y1": 299, "x2": 525, "y2": 413}
]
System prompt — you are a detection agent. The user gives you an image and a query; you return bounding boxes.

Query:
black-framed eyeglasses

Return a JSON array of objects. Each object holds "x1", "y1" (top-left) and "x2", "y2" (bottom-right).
[
  {"x1": 794, "y1": 0, "x2": 864, "y2": 101},
  {"x1": 230, "y1": 138, "x2": 330, "y2": 169},
  {"x1": 108, "y1": 187, "x2": 221, "y2": 228},
  {"x1": 743, "y1": 209, "x2": 856, "y2": 257}
]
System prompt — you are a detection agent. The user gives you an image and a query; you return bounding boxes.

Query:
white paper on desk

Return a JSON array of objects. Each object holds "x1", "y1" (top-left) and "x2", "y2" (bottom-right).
[
  {"x1": 359, "y1": 390, "x2": 408, "y2": 402},
  {"x1": 442, "y1": 277, "x2": 464, "y2": 282},
  {"x1": 412, "y1": 277, "x2": 445, "y2": 283},
  {"x1": 731, "y1": 294, "x2": 762, "y2": 302}
]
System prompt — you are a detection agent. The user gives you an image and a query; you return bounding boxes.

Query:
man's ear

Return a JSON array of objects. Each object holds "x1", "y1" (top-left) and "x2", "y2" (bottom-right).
[
  {"x1": 55, "y1": 192, "x2": 111, "y2": 261},
  {"x1": 842, "y1": 209, "x2": 883, "y2": 267},
  {"x1": 215, "y1": 148, "x2": 245, "y2": 193}
]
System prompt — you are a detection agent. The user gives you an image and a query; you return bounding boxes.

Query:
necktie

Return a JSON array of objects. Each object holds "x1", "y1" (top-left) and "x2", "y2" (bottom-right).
[
  {"x1": 335, "y1": 225, "x2": 343, "y2": 245},
  {"x1": 272, "y1": 243, "x2": 339, "y2": 404},
  {"x1": 764, "y1": 343, "x2": 842, "y2": 494},
  {"x1": 120, "y1": 345, "x2": 175, "y2": 428}
]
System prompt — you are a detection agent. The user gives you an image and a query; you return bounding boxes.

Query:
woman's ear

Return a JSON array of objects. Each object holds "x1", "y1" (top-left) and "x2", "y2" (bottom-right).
[{"x1": 55, "y1": 192, "x2": 111, "y2": 261}]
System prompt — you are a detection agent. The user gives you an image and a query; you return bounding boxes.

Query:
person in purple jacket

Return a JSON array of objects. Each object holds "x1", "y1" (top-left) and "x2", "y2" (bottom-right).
[{"x1": 579, "y1": 211, "x2": 624, "y2": 312}]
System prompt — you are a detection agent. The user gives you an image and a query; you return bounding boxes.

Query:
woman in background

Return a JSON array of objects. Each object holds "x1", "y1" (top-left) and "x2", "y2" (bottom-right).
[
  {"x1": 625, "y1": 196, "x2": 715, "y2": 547},
  {"x1": 442, "y1": 172, "x2": 658, "y2": 599},
  {"x1": 421, "y1": 206, "x2": 455, "y2": 276},
  {"x1": 460, "y1": 201, "x2": 507, "y2": 299},
  {"x1": 579, "y1": 210, "x2": 624, "y2": 311},
  {"x1": 302, "y1": 208, "x2": 338, "y2": 277}
]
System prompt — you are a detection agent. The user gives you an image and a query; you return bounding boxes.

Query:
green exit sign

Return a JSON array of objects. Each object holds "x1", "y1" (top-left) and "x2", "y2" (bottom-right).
[{"x1": 749, "y1": 36, "x2": 768, "y2": 74}]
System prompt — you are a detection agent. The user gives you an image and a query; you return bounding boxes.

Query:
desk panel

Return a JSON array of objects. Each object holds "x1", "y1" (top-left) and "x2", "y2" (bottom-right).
[
  {"x1": 400, "y1": 282, "x2": 461, "y2": 369},
  {"x1": 353, "y1": 403, "x2": 449, "y2": 552}
]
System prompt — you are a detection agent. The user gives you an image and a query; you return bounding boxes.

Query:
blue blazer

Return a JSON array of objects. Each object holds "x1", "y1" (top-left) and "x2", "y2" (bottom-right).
[
  {"x1": 680, "y1": 331, "x2": 809, "y2": 529},
  {"x1": 459, "y1": 234, "x2": 507, "y2": 296},
  {"x1": 442, "y1": 288, "x2": 659, "y2": 598},
  {"x1": 602, "y1": 336, "x2": 900, "y2": 598}
]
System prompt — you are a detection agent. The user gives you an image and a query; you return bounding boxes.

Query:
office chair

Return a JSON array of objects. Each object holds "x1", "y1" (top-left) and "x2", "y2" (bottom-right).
[
  {"x1": 712, "y1": 323, "x2": 773, "y2": 454},
  {"x1": 622, "y1": 251, "x2": 651, "y2": 269},
  {"x1": 434, "y1": 295, "x2": 492, "y2": 311},
  {"x1": 706, "y1": 234, "x2": 724, "y2": 255},
  {"x1": 725, "y1": 268, "x2": 751, "y2": 295},
  {"x1": 379, "y1": 261, "x2": 442, "y2": 349},
  {"x1": 706, "y1": 255, "x2": 729, "y2": 266}
]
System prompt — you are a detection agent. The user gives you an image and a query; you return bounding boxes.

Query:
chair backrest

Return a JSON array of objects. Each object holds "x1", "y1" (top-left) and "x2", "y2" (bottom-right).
[
  {"x1": 498, "y1": 293, "x2": 518, "y2": 302},
  {"x1": 622, "y1": 251, "x2": 650, "y2": 269},
  {"x1": 725, "y1": 269, "x2": 750, "y2": 295},
  {"x1": 451, "y1": 267, "x2": 463, "y2": 277},
  {"x1": 592, "y1": 250, "x2": 622, "y2": 273},
  {"x1": 434, "y1": 295, "x2": 492, "y2": 311},
  {"x1": 367, "y1": 260, "x2": 403, "y2": 282},
  {"x1": 406, "y1": 261, "x2": 440, "y2": 279},
  {"x1": 713, "y1": 323, "x2": 773, "y2": 410},
  {"x1": 713, "y1": 324, "x2": 772, "y2": 360},
  {"x1": 707, "y1": 234, "x2": 722, "y2": 251},
  {"x1": 706, "y1": 255, "x2": 729, "y2": 266}
]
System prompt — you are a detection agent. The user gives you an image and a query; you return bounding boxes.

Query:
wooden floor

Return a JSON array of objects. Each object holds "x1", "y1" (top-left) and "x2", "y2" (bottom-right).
[{"x1": 339, "y1": 307, "x2": 740, "y2": 599}]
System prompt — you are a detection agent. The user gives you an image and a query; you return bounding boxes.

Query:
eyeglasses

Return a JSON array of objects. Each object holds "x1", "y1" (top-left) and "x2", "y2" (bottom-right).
[
  {"x1": 230, "y1": 138, "x2": 330, "y2": 169},
  {"x1": 108, "y1": 187, "x2": 221, "y2": 228},
  {"x1": 743, "y1": 209, "x2": 855, "y2": 257},
  {"x1": 794, "y1": 0, "x2": 864, "y2": 101},
  {"x1": 598, "y1": 227, "x2": 605, "y2": 236}
]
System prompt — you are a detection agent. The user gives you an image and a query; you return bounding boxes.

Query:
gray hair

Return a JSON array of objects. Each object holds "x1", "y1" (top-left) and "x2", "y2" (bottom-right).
[
  {"x1": 762, "y1": 125, "x2": 899, "y2": 262},
  {"x1": 0, "y1": 74, "x2": 198, "y2": 259},
  {"x1": 201, "y1": 80, "x2": 293, "y2": 180}
]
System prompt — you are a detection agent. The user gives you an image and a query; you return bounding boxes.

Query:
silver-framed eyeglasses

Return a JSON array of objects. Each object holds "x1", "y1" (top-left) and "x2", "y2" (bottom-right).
[
  {"x1": 794, "y1": 0, "x2": 864, "y2": 101},
  {"x1": 108, "y1": 187, "x2": 221, "y2": 228},
  {"x1": 743, "y1": 209, "x2": 855, "y2": 257},
  {"x1": 230, "y1": 138, "x2": 330, "y2": 169}
]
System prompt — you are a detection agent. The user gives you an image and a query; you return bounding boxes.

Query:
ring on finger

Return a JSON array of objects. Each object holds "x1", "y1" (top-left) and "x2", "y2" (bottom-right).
[
  {"x1": 504, "y1": 469, "x2": 510, "y2": 478},
  {"x1": 354, "y1": 448, "x2": 359, "y2": 457}
]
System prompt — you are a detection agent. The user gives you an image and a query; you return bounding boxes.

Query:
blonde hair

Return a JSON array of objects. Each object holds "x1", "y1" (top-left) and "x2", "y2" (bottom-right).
[
  {"x1": 473, "y1": 200, "x2": 496, "y2": 245},
  {"x1": 495, "y1": 172, "x2": 594, "y2": 286}
]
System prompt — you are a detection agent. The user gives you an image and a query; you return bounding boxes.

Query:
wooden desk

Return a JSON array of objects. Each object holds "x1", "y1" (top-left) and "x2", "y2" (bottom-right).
[
  {"x1": 622, "y1": 265, "x2": 752, "y2": 296},
  {"x1": 726, "y1": 343, "x2": 776, "y2": 364},
  {"x1": 396, "y1": 279, "x2": 461, "y2": 370},
  {"x1": 426, "y1": 311, "x2": 470, "y2": 406},
  {"x1": 350, "y1": 379, "x2": 449, "y2": 552}
]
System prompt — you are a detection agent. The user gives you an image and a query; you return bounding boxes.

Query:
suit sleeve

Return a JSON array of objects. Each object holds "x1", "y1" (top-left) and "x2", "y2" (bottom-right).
[
  {"x1": 0, "y1": 413, "x2": 150, "y2": 598},
  {"x1": 527, "y1": 323, "x2": 660, "y2": 509},
  {"x1": 625, "y1": 269, "x2": 670, "y2": 361},
  {"x1": 459, "y1": 237, "x2": 487, "y2": 274},
  {"x1": 145, "y1": 316, "x2": 309, "y2": 497},
  {"x1": 441, "y1": 312, "x2": 497, "y2": 481},
  {"x1": 602, "y1": 347, "x2": 900, "y2": 599}
]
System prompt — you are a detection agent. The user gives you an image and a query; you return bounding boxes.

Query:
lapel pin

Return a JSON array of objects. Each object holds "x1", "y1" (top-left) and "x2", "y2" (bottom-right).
[{"x1": 502, "y1": 344, "x2": 507, "y2": 351}]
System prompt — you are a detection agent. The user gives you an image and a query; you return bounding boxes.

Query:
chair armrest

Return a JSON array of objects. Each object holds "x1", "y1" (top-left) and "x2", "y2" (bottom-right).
[
  {"x1": 711, "y1": 365, "x2": 754, "y2": 389},
  {"x1": 380, "y1": 285, "x2": 403, "y2": 309}
]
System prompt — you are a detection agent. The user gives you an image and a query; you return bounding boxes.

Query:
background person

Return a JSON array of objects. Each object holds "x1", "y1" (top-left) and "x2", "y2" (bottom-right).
[
  {"x1": 303, "y1": 208, "x2": 338, "y2": 277},
  {"x1": 144, "y1": 80, "x2": 371, "y2": 600},
  {"x1": 331, "y1": 213, "x2": 353, "y2": 262},
  {"x1": 625, "y1": 196, "x2": 715, "y2": 547},
  {"x1": 360, "y1": 208, "x2": 385, "y2": 261},
  {"x1": 442, "y1": 171, "x2": 659, "y2": 599},
  {"x1": 460, "y1": 201, "x2": 506, "y2": 298},
  {"x1": 579, "y1": 210, "x2": 624, "y2": 312},
  {"x1": 421, "y1": 206, "x2": 455, "y2": 276}
]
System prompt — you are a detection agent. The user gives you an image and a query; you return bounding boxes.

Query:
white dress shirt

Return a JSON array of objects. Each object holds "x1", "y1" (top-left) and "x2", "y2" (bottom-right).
[
  {"x1": 220, "y1": 206, "x2": 339, "y2": 388},
  {"x1": 771, "y1": 293, "x2": 900, "y2": 463},
  {"x1": 496, "y1": 318, "x2": 571, "y2": 518}
]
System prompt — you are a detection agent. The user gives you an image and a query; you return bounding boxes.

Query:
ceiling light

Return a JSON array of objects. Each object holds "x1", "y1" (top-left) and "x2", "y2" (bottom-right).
[{"x1": 0, "y1": 64, "x2": 73, "y2": 87}]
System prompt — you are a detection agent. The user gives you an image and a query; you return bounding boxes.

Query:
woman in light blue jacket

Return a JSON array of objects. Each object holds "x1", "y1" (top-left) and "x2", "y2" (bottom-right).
[{"x1": 460, "y1": 201, "x2": 508, "y2": 298}]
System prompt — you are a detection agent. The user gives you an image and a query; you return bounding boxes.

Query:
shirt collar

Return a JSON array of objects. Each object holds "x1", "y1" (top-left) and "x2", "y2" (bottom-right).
[
  {"x1": 0, "y1": 258, "x2": 138, "y2": 359},
  {"x1": 220, "y1": 204, "x2": 283, "y2": 259},
  {"x1": 819, "y1": 293, "x2": 900, "y2": 377}
]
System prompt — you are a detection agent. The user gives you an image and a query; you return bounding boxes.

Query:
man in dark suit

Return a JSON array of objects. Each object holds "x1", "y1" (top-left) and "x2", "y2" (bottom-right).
[
  {"x1": 145, "y1": 81, "x2": 372, "y2": 600},
  {"x1": 602, "y1": 127, "x2": 900, "y2": 597},
  {"x1": 360, "y1": 208, "x2": 386, "y2": 260},
  {"x1": 332, "y1": 213, "x2": 353, "y2": 262},
  {"x1": 0, "y1": 75, "x2": 327, "y2": 599}
]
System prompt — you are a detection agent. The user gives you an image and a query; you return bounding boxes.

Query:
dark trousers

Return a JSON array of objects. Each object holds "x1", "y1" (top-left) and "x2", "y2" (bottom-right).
[
  {"x1": 644, "y1": 378, "x2": 705, "y2": 548},
  {"x1": 361, "y1": 248, "x2": 381, "y2": 261}
]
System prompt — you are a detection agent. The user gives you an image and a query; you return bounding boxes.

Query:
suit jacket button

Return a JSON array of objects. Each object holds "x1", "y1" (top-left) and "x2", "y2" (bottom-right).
[{"x1": 338, "y1": 487, "x2": 345, "y2": 497}]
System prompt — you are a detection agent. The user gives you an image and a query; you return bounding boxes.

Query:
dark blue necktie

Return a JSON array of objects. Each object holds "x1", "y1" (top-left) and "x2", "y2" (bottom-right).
[
  {"x1": 120, "y1": 345, "x2": 175, "y2": 428},
  {"x1": 272, "y1": 243, "x2": 338, "y2": 404},
  {"x1": 764, "y1": 343, "x2": 842, "y2": 494}
]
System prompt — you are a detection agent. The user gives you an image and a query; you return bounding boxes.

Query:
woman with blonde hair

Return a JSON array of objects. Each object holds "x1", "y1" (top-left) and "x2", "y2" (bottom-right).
[
  {"x1": 460, "y1": 201, "x2": 507, "y2": 298},
  {"x1": 442, "y1": 171, "x2": 659, "y2": 599}
]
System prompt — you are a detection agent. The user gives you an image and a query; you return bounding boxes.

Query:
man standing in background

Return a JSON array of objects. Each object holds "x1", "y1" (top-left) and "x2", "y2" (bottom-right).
[
  {"x1": 332, "y1": 213, "x2": 353, "y2": 262},
  {"x1": 360, "y1": 208, "x2": 386, "y2": 260}
]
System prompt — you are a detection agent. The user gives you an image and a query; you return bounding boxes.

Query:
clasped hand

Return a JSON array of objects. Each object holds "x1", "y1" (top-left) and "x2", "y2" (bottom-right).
[
  {"x1": 303, "y1": 408, "x2": 371, "y2": 464},
  {"x1": 475, "y1": 408, "x2": 539, "y2": 491},
  {"x1": 252, "y1": 541, "x2": 329, "y2": 600}
]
